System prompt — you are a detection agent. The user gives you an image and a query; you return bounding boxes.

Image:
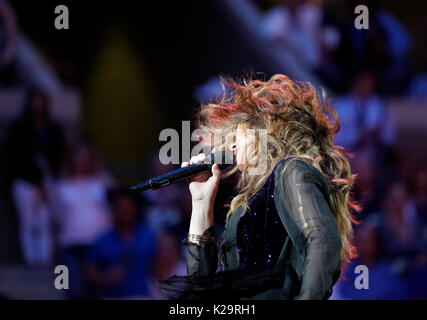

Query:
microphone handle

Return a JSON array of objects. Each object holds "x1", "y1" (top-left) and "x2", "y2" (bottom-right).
[
  {"x1": 130, "y1": 162, "x2": 212, "y2": 191},
  {"x1": 130, "y1": 151, "x2": 232, "y2": 192}
]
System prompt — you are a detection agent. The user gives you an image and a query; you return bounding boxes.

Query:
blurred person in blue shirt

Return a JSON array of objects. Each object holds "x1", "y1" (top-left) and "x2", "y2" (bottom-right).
[
  {"x1": 86, "y1": 188, "x2": 157, "y2": 299},
  {"x1": 332, "y1": 179, "x2": 427, "y2": 299},
  {"x1": 333, "y1": 70, "x2": 395, "y2": 169},
  {"x1": 331, "y1": 222, "x2": 411, "y2": 299}
]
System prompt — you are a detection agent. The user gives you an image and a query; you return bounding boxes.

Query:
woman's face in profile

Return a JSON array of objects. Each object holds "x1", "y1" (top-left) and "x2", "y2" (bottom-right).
[{"x1": 229, "y1": 125, "x2": 256, "y2": 170}]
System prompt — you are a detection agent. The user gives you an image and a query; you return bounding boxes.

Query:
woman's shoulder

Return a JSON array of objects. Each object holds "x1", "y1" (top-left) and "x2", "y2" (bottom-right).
[
  {"x1": 272, "y1": 157, "x2": 332, "y2": 215},
  {"x1": 273, "y1": 157, "x2": 329, "y2": 190},
  {"x1": 273, "y1": 156, "x2": 314, "y2": 175}
]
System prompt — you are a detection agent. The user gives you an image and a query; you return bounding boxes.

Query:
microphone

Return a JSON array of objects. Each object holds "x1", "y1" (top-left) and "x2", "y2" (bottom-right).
[{"x1": 130, "y1": 151, "x2": 234, "y2": 192}]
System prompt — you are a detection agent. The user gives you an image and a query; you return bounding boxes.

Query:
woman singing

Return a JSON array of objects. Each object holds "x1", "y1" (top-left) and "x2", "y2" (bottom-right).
[{"x1": 157, "y1": 74, "x2": 359, "y2": 300}]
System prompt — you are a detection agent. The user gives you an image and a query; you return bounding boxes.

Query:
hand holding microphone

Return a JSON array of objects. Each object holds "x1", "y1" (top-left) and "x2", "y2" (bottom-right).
[
  {"x1": 129, "y1": 150, "x2": 233, "y2": 237},
  {"x1": 184, "y1": 152, "x2": 222, "y2": 237},
  {"x1": 129, "y1": 151, "x2": 233, "y2": 192},
  {"x1": 182, "y1": 153, "x2": 222, "y2": 205}
]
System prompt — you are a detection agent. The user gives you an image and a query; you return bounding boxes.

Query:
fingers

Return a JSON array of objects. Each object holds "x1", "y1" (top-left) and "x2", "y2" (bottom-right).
[
  {"x1": 181, "y1": 153, "x2": 206, "y2": 168},
  {"x1": 189, "y1": 153, "x2": 206, "y2": 165},
  {"x1": 182, "y1": 153, "x2": 221, "y2": 183}
]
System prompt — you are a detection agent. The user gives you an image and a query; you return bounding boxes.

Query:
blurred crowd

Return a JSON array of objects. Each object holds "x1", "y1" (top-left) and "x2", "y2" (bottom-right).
[
  {"x1": 260, "y1": 0, "x2": 423, "y2": 97},
  {"x1": 260, "y1": 0, "x2": 427, "y2": 299},
  {"x1": 0, "y1": 0, "x2": 427, "y2": 300},
  {"x1": 0, "y1": 0, "x2": 193, "y2": 300},
  {"x1": 1, "y1": 88, "x2": 190, "y2": 299},
  {"x1": 259, "y1": 0, "x2": 427, "y2": 299}
]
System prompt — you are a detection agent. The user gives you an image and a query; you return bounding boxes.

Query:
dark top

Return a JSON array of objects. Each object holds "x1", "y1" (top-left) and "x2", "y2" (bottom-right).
[
  {"x1": 5, "y1": 117, "x2": 64, "y2": 186},
  {"x1": 232, "y1": 160, "x2": 288, "y2": 270},
  {"x1": 156, "y1": 157, "x2": 342, "y2": 300}
]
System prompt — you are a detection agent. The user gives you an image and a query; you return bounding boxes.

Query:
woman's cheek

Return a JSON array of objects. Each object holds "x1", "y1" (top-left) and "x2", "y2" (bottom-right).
[{"x1": 235, "y1": 150, "x2": 243, "y2": 165}]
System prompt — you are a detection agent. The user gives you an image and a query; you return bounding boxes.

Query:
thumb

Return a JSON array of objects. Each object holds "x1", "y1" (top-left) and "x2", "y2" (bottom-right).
[{"x1": 211, "y1": 163, "x2": 221, "y2": 180}]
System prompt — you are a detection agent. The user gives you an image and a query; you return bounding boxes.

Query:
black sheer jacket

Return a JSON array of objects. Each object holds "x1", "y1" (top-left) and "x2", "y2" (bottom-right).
[{"x1": 157, "y1": 157, "x2": 342, "y2": 300}]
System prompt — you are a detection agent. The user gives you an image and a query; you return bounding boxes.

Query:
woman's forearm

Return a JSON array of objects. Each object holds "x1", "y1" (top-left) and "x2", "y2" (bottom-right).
[
  {"x1": 189, "y1": 200, "x2": 214, "y2": 235},
  {"x1": 185, "y1": 200, "x2": 218, "y2": 277}
]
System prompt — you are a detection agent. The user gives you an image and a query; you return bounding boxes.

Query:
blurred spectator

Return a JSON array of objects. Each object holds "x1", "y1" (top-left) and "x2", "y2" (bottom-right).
[
  {"x1": 376, "y1": 180, "x2": 420, "y2": 262},
  {"x1": 144, "y1": 187, "x2": 184, "y2": 234},
  {"x1": 351, "y1": 151, "x2": 384, "y2": 220},
  {"x1": 50, "y1": 144, "x2": 113, "y2": 299},
  {"x1": 414, "y1": 169, "x2": 427, "y2": 222},
  {"x1": 345, "y1": 0, "x2": 412, "y2": 95},
  {"x1": 152, "y1": 231, "x2": 186, "y2": 280},
  {"x1": 331, "y1": 223, "x2": 411, "y2": 299},
  {"x1": 262, "y1": 0, "x2": 322, "y2": 69},
  {"x1": 333, "y1": 70, "x2": 395, "y2": 165},
  {"x1": 0, "y1": 0, "x2": 17, "y2": 69},
  {"x1": 0, "y1": 0, "x2": 61, "y2": 94},
  {"x1": 149, "y1": 230, "x2": 187, "y2": 300},
  {"x1": 261, "y1": 0, "x2": 350, "y2": 92},
  {"x1": 86, "y1": 189, "x2": 157, "y2": 299},
  {"x1": 4, "y1": 88, "x2": 64, "y2": 266},
  {"x1": 143, "y1": 158, "x2": 187, "y2": 235},
  {"x1": 408, "y1": 60, "x2": 427, "y2": 100}
]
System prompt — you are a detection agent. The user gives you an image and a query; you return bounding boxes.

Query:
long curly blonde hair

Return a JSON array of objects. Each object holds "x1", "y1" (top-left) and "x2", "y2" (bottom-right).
[{"x1": 195, "y1": 74, "x2": 360, "y2": 272}]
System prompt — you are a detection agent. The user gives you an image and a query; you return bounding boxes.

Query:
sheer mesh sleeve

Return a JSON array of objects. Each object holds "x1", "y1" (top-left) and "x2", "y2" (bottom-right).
[
  {"x1": 182, "y1": 226, "x2": 219, "y2": 278},
  {"x1": 275, "y1": 159, "x2": 342, "y2": 300}
]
